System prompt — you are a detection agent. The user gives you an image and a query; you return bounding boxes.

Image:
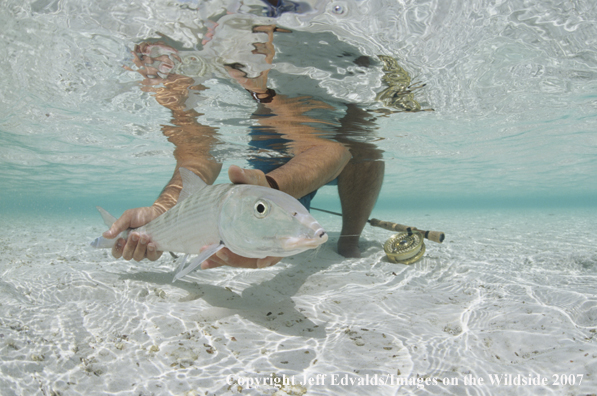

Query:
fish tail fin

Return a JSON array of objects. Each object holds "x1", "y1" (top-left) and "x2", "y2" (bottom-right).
[
  {"x1": 90, "y1": 236, "x2": 116, "y2": 248},
  {"x1": 96, "y1": 206, "x2": 118, "y2": 228},
  {"x1": 90, "y1": 206, "x2": 119, "y2": 249}
]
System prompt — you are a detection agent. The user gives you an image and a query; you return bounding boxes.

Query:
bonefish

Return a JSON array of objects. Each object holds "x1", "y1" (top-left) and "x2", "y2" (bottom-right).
[{"x1": 91, "y1": 168, "x2": 328, "y2": 281}]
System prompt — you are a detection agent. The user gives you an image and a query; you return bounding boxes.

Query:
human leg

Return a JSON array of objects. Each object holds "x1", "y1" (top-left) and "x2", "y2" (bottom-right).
[
  {"x1": 334, "y1": 104, "x2": 385, "y2": 258},
  {"x1": 337, "y1": 159, "x2": 384, "y2": 257}
]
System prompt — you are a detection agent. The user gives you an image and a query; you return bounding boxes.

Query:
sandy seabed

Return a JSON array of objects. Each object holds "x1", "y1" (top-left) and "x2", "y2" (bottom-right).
[{"x1": 1, "y1": 207, "x2": 596, "y2": 396}]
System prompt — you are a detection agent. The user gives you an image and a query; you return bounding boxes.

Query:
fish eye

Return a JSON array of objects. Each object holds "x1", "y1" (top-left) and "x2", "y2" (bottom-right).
[
  {"x1": 253, "y1": 200, "x2": 270, "y2": 219},
  {"x1": 330, "y1": 2, "x2": 347, "y2": 15},
  {"x1": 332, "y1": 4, "x2": 344, "y2": 14}
]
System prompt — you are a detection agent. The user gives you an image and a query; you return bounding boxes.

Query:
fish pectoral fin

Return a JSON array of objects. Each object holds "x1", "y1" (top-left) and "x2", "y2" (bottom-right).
[
  {"x1": 174, "y1": 254, "x2": 190, "y2": 274},
  {"x1": 172, "y1": 243, "x2": 225, "y2": 282},
  {"x1": 96, "y1": 206, "x2": 117, "y2": 228}
]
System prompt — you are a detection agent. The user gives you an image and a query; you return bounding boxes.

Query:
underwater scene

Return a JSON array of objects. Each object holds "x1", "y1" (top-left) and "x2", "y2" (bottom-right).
[{"x1": 1, "y1": 0, "x2": 596, "y2": 395}]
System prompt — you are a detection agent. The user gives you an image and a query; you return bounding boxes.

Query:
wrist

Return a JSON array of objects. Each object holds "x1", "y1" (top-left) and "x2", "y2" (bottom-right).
[{"x1": 151, "y1": 201, "x2": 171, "y2": 215}]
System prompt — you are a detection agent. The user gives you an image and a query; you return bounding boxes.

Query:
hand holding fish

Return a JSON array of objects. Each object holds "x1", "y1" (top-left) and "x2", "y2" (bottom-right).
[
  {"x1": 102, "y1": 206, "x2": 165, "y2": 262},
  {"x1": 200, "y1": 245, "x2": 281, "y2": 270},
  {"x1": 199, "y1": 165, "x2": 282, "y2": 270},
  {"x1": 93, "y1": 165, "x2": 327, "y2": 279}
]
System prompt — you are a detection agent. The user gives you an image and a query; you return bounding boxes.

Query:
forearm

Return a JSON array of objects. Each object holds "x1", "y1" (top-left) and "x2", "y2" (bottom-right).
[
  {"x1": 152, "y1": 115, "x2": 222, "y2": 213},
  {"x1": 153, "y1": 161, "x2": 222, "y2": 213},
  {"x1": 267, "y1": 142, "x2": 350, "y2": 199},
  {"x1": 253, "y1": 94, "x2": 350, "y2": 198}
]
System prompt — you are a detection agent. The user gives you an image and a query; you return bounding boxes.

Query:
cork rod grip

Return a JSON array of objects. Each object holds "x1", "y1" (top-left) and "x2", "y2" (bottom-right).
[{"x1": 369, "y1": 218, "x2": 445, "y2": 244}]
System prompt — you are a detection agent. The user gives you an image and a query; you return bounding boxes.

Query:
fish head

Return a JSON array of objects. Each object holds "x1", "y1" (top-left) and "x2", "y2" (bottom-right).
[{"x1": 219, "y1": 185, "x2": 328, "y2": 258}]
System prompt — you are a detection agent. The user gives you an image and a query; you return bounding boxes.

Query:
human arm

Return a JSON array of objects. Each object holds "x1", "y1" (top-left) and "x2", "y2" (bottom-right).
[
  {"x1": 223, "y1": 26, "x2": 351, "y2": 199},
  {"x1": 104, "y1": 43, "x2": 222, "y2": 261}
]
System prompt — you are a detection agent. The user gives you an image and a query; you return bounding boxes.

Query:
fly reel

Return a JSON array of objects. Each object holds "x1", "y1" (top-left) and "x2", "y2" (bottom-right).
[
  {"x1": 383, "y1": 231, "x2": 426, "y2": 265},
  {"x1": 308, "y1": 207, "x2": 444, "y2": 264}
]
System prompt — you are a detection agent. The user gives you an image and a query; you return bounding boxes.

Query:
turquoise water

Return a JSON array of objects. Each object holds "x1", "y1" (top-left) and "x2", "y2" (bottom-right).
[
  {"x1": 1, "y1": 0, "x2": 597, "y2": 395},
  {"x1": 1, "y1": 0, "x2": 596, "y2": 215}
]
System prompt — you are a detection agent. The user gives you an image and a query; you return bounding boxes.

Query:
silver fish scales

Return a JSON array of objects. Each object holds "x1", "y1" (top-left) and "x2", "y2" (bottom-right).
[{"x1": 91, "y1": 168, "x2": 327, "y2": 281}]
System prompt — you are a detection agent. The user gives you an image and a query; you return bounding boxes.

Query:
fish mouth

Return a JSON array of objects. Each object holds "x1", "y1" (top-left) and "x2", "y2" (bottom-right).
[{"x1": 280, "y1": 228, "x2": 328, "y2": 250}]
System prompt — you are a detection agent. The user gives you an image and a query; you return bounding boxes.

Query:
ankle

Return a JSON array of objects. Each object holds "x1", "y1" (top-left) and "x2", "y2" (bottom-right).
[{"x1": 337, "y1": 236, "x2": 361, "y2": 258}]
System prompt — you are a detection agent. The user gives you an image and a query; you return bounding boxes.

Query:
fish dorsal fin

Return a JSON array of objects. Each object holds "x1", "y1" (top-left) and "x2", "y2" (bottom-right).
[
  {"x1": 178, "y1": 167, "x2": 208, "y2": 203},
  {"x1": 96, "y1": 206, "x2": 117, "y2": 227}
]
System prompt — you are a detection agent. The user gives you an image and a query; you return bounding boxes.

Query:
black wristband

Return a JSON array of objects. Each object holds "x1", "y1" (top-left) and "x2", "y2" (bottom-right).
[
  {"x1": 247, "y1": 88, "x2": 276, "y2": 103},
  {"x1": 265, "y1": 175, "x2": 279, "y2": 190}
]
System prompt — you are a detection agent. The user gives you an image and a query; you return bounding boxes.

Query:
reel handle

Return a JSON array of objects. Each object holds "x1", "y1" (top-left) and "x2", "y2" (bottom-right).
[{"x1": 369, "y1": 218, "x2": 445, "y2": 244}]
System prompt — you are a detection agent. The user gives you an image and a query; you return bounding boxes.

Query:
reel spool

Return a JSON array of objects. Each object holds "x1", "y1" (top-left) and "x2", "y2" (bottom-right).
[{"x1": 383, "y1": 231, "x2": 426, "y2": 265}]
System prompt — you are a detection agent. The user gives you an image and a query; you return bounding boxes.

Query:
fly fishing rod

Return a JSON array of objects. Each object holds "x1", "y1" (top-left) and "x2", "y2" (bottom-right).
[{"x1": 311, "y1": 207, "x2": 445, "y2": 243}]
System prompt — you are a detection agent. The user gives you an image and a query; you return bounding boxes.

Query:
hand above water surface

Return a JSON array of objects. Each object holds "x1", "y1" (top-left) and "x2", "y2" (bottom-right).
[{"x1": 125, "y1": 42, "x2": 181, "y2": 84}]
